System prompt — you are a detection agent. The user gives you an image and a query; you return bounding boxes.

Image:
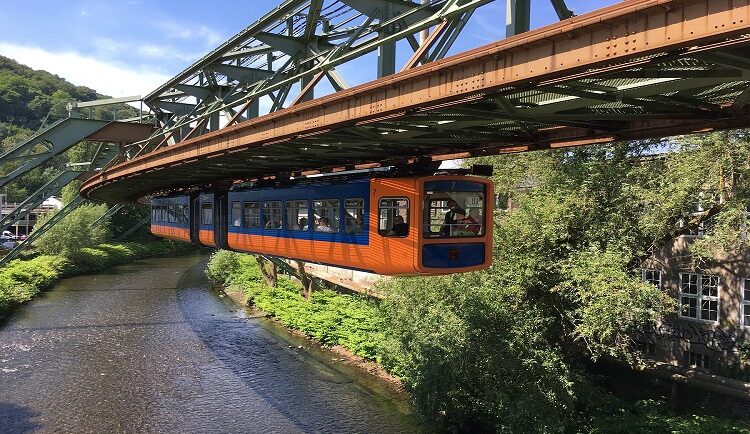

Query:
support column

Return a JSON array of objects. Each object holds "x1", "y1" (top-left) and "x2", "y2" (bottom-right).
[
  {"x1": 506, "y1": 0, "x2": 530, "y2": 37},
  {"x1": 377, "y1": 29, "x2": 396, "y2": 78}
]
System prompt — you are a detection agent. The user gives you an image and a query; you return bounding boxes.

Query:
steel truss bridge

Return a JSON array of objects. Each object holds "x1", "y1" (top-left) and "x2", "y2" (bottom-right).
[
  {"x1": 1, "y1": 0, "x2": 749, "y2": 263},
  {"x1": 80, "y1": 0, "x2": 750, "y2": 202}
]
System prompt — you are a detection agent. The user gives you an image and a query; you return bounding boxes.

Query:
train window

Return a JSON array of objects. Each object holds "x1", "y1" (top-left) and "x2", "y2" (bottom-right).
[
  {"x1": 286, "y1": 200, "x2": 309, "y2": 231},
  {"x1": 243, "y1": 202, "x2": 260, "y2": 228},
  {"x1": 159, "y1": 205, "x2": 166, "y2": 222},
  {"x1": 230, "y1": 202, "x2": 242, "y2": 227},
  {"x1": 201, "y1": 202, "x2": 213, "y2": 225},
  {"x1": 152, "y1": 205, "x2": 157, "y2": 222},
  {"x1": 424, "y1": 189, "x2": 485, "y2": 238},
  {"x1": 313, "y1": 199, "x2": 339, "y2": 233},
  {"x1": 263, "y1": 201, "x2": 283, "y2": 229},
  {"x1": 168, "y1": 204, "x2": 176, "y2": 223},
  {"x1": 379, "y1": 198, "x2": 409, "y2": 237},
  {"x1": 344, "y1": 199, "x2": 365, "y2": 235},
  {"x1": 180, "y1": 204, "x2": 189, "y2": 224}
]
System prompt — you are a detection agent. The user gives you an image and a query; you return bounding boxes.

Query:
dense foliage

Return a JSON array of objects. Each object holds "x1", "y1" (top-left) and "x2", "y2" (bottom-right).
[
  {"x1": 207, "y1": 250, "x2": 385, "y2": 360},
  {"x1": 206, "y1": 134, "x2": 750, "y2": 431},
  {"x1": 207, "y1": 248, "x2": 750, "y2": 432},
  {"x1": 370, "y1": 136, "x2": 750, "y2": 431},
  {"x1": 0, "y1": 241, "x2": 187, "y2": 319},
  {"x1": 34, "y1": 203, "x2": 110, "y2": 258}
]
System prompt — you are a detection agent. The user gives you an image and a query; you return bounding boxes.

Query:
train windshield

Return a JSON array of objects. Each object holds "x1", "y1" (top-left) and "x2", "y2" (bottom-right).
[{"x1": 424, "y1": 181, "x2": 486, "y2": 238}]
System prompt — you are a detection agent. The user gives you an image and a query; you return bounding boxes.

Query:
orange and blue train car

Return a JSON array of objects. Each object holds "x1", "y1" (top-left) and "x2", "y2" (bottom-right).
[{"x1": 150, "y1": 175, "x2": 493, "y2": 276}]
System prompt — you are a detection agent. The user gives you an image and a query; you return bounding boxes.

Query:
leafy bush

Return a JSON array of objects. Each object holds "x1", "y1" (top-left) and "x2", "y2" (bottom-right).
[
  {"x1": 584, "y1": 399, "x2": 750, "y2": 433},
  {"x1": 206, "y1": 249, "x2": 242, "y2": 284},
  {"x1": 34, "y1": 203, "x2": 109, "y2": 258}
]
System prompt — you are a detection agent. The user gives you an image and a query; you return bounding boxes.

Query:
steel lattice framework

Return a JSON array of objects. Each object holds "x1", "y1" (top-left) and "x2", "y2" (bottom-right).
[
  {"x1": 82, "y1": 0, "x2": 750, "y2": 203},
  {"x1": 130, "y1": 0, "x2": 498, "y2": 160}
]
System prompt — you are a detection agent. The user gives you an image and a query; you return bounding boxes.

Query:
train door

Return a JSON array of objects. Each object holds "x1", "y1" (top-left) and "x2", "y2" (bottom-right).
[
  {"x1": 369, "y1": 178, "x2": 418, "y2": 275},
  {"x1": 189, "y1": 193, "x2": 201, "y2": 245},
  {"x1": 213, "y1": 189, "x2": 230, "y2": 250},
  {"x1": 198, "y1": 193, "x2": 216, "y2": 247}
]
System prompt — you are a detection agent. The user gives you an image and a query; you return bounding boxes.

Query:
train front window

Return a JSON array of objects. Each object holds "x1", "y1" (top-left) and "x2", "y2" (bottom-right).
[
  {"x1": 313, "y1": 199, "x2": 339, "y2": 233},
  {"x1": 201, "y1": 202, "x2": 213, "y2": 225},
  {"x1": 243, "y1": 202, "x2": 260, "y2": 228},
  {"x1": 344, "y1": 199, "x2": 364, "y2": 234},
  {"x1": 379, "y1": 198, "x2": 409, "y2": 237},
  {"x1": 230, "y1": 202, "x2": 241, "y2": 227},
  {"x1": 263, "y1": 201, "x2": 282, "y2": 229},
  {"x1": 286, "y1": 200, "x2": 309, "y2": 231},
  {"x1": 168, "y1": 204, "x2": 176, "y2": 223},
  {"x1": 424, "y1": 184, "x2": 486, "y2": 238}
]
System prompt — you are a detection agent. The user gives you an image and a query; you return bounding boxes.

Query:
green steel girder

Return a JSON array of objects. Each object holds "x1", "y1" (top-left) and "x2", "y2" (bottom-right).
[
  {"x1": 0, "y1": 195, "x2": 86, "y2": 267},
  {"x1": 506, "y1": 0, "x2": 530, "y2": 37},
  {"x1": 133, "y1": 0, "x2": 495, "y2": 156},
  {"x1": 90, "y1": 204, "x2": 125, "y2": 228},
  {"x1": 0, "y1": 118, "x2": 111, "y2": 189},
  {"x1": 549, "y1": 0, "x2": 573, "y2": 20},
  {"x1": 0, "y1": 170, "x2": 81, "y2": 234}
]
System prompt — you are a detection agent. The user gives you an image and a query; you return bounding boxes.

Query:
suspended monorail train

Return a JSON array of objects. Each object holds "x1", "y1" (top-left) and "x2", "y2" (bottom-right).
[{"x1": 150, "y1": 175, "x2": 493, "y2": 276}]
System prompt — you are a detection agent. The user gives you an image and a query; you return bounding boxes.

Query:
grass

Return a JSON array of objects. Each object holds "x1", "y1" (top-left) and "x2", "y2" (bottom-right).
[{"x1": 0, "y1": 240, "x2": 190, "y2": 319}]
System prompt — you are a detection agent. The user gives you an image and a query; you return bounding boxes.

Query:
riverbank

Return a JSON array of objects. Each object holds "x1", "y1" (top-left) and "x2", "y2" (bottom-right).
[
  {"x1": 205, "y1": 251, "x2": 402, "y2": 392},
  {"x1": 0, "y1": 240, "x2": 193, "y2": 320},
  {"x1": 206, "y1": 250, "x2": 750, "y2": 432}
]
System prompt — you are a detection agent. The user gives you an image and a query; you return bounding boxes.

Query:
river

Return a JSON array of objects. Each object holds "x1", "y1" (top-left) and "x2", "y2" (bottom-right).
[{"x1": 0, "y1": 252, "x2": 419, "y2": 433}]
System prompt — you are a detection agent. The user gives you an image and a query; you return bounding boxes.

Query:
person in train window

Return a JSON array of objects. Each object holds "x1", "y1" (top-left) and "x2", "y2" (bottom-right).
[
  {"x1": 316, "y1": 217, "x2": 334, "y2": 233},
  {"x1": 266, "y1": 217, "x2": 281, "y2": 229},
  {"x1": 387, "y1": 215, "x2": 409, "y2": 237},
  {"x1": 297, "y1": 217, "x2": 308, "y2": 231},
  {"x1": 459, "y1": 208, "x2": 481, "y2": 235},
  {"x1": 346, "y1": 216, "x2": 364, "y2": 234},
  {"x1": 441, "y1": 199, "x2": 465, "y2": 236}
]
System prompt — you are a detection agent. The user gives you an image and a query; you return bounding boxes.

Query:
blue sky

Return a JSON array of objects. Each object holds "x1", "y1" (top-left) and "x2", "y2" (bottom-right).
[{"x1": 0, "y1": 0, "x2": 617, "y2": 97}]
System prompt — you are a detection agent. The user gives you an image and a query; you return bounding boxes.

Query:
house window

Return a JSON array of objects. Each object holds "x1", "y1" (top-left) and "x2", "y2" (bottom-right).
[
  {"x1": 641, "y1": 269, "x2": 661, "y2": 289},
  {"x1": 679, "y1": 273, "x2": 719, "y2": 322},
  {"x1": 635, "y1": 341, "x2": 656, "y2": 356},
  {"x1": 743, "y1": 278, "x2": 750, "y2": 327},
  {"x1": 687, "y1": 352, "x2": 710, "y2": 370}
]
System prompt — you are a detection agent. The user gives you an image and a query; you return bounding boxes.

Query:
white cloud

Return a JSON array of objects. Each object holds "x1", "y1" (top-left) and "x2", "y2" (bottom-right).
[
  {"x1": 0, "y1": 42, "x2": 171, "y2": 98},
  {"x1": 136, "y1": 44, "x2": 200, "y2": 62},
  {"x1": 152, "y1": 20, "x2": 223, "y2": 47}
]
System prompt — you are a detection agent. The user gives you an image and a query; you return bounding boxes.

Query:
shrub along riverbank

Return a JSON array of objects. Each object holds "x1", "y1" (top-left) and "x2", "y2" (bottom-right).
[
  {"x1": 0, "y1": 241, "x2": 190, "y2": 319},
  {"x1": 207, "y1": 250, "x2": 750, "y2": 433}
]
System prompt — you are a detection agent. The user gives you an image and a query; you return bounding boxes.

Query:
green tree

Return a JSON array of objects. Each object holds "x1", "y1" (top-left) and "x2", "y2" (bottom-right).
[
  {"x1": 378, "y1": 135, "x2": 750, "y2": 430},
  {"x1": 34, "y1": 203, "x2": 109, "y2": 258}
]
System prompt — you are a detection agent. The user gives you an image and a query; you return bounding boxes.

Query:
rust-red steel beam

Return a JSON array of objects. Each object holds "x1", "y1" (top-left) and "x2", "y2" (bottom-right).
[{"x1": 82, "y1": 0, "x2": 750, "y2": 201}]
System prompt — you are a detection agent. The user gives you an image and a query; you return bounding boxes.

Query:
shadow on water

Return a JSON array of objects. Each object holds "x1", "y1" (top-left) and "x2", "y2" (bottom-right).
[
  {"x1": 174, "y1": 256, "x2": 417, "y2": 433},
  {"x1": 0, "y1": 402, "x2": 40, "y2": 433}
]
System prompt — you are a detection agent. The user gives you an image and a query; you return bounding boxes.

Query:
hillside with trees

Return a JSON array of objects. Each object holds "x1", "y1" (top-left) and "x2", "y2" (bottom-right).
[{"x1": 0, "y1": 55, "x2": 136, "y2": 201}]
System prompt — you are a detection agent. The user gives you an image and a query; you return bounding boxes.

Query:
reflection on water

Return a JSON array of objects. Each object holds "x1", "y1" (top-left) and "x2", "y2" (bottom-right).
[{"x1": 0, "y1": 252, "x2": 418, "y2": 433}]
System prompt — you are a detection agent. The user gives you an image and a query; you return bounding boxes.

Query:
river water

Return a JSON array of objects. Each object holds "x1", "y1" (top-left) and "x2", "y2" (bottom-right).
[{"x1": 0, "y1": 252, "x2": 419, "y2": 433}]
